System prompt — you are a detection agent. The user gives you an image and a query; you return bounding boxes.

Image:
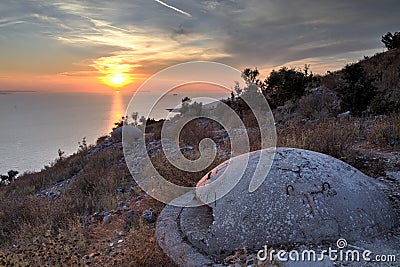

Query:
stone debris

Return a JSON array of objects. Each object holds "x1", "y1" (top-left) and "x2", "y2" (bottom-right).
[
  {"x1": 142, "y1": 209, "x2": 157, "y2": 223},
  {"x1": 337, "y1": 111, "x2": 351, "y2": 118},
  {"x1": 103, "y1": 214, "x2": 113, "y2": 224},
  {"x1": 124, "y1": 210, "x2": 135, "y2": 223}
]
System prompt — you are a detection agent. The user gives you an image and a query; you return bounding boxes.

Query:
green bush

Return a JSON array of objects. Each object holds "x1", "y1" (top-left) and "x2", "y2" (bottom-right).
[
  {"x1": 264, "y1": 66, "x2": 312, "y2": 107},
  {"x1": 382, "y1": 31, "x2": 400, "y2": 50},
  {"x1": 336, "y1": 64, "x2": 376, "y2": 115}
]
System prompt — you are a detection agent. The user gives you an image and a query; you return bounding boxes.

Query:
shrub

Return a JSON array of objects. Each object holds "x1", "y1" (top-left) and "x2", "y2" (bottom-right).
[
  {"x1": 297, "y1": 92, "x2": 339, "y2": 120},
  {"x1": 264, "y1": 66, "x2": 312, "y2": 107},
  {"x1": 0, "y1": 170, "x2": 19, "y2": 185},
  {"x1": 382, "y1": 31, "x2": 400, "y2": 50},
  {"x1": 369, "y1": 90, "x2": 400, "y2": 115},
  {"x1": 336, "y1": 64, "x2": 377, "y2": 115},
  {"x1": 179, "y1": 97, "x2": 203, "y2": 116}
]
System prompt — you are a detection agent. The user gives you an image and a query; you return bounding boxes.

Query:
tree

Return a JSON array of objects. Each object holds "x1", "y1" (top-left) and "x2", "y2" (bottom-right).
[
  {"x1": 230, "y1": 91, "x2": 235, "y2": 102},
  {"x1": 78, "y1": 137, "x2": 88, "y2": 152},
  {"x1": 139, "y1": 115, "x2": 147, "y2": 125},
  {"x1": 0, "y1": 170, "x2": 19, "y2": 185},
  {"x1": 181, "y1": 96, "x2": 191, "y2": 103},
  {"x1": 57, "y1": 148, "x2": 65, "y2": 161},
  {"x1": 7, "y1": 170, "x2": 18, "y2": 181},
  {"x1": 190, "y1": 101, "x2": 203, "y2": 116},
  {"x1": 131, "y1": 112, "x2": 139, "y2": 126},
  {"x1": 229, "y1": 69, "x2": 268, "y2": 114},
  {"x1": 243, "y1": 68, "x2": 260, "y2": 84},
  {"x1": 179, "y1": 97, "x2": 192, "y2": 115},
  {"x1": 264, "y1": 66, "x2": 312, "y2": 107},
  {"x1": 179, "y1": 97, "x2": 203, "y2": 116},
  {"x1": 336, "y1": 64, "x2": 376, "y2": 115},
  {"x1": 381, "y1": 32, "x2": 400, "y2": 50},
  {"x1": 0, "y1": 175, "x2": 8, "y2": 185}
]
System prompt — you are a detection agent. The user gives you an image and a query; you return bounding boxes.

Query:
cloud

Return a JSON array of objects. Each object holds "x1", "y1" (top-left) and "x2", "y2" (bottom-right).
[
  {"x1": 0, "y1": 0, "x2": 399, "y2": 84},
  {"x1": 210, "y1": 0, "x2": 400, "y2": 70},
  {"x1": 0, "y1": 17, "x2": 26, "y2": 28}
]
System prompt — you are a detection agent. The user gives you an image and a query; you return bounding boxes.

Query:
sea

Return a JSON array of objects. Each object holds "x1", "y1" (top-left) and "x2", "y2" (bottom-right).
[{"x1": 0, "y1": 90, "x2": 229, "y2": 175}]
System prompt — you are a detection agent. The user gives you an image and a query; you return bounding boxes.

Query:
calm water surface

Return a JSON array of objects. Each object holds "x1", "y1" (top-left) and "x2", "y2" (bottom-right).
[{"x1": 0, "y1": 90, "x2": 228, "y2": 174}]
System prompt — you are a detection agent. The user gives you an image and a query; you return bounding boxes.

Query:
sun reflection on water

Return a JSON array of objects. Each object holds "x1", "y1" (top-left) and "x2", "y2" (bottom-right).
[{"x1": 108, "y1": 90, "x2": 124, "y2": 131}]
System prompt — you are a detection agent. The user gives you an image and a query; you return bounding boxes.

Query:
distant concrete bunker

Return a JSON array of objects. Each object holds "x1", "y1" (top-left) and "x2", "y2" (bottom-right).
[{"x1": 157, "y1": 148, "x2": 398, "y2": 262}]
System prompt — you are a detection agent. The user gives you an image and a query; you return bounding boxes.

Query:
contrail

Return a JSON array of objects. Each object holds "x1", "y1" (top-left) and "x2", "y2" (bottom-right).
[
  {"x1": 0, "y1": 20, "x2": 25, "y2": 27},
  {"x1": 154, "y1": 0, "x2": 192, "y2": 17},
  {"x1": 82, "y1": 15, "x2": 131, "y2": 33}
]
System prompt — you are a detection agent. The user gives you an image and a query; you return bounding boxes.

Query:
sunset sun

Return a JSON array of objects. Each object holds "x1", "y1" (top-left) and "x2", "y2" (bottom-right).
[
  {"x1": 109, "y1": 74, "x2": 126, "y2": 86},
  {"x1": 95, "y1": 61, "x2": 136, "y2": 89},
  {"x1": 101, "y1": 71, "x2": 134, "y2": 88}
]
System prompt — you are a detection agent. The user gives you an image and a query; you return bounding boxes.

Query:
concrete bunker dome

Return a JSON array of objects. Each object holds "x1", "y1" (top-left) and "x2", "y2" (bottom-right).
[{"x1": 189, "y1": 147, "x2": 398, "y2": 258}]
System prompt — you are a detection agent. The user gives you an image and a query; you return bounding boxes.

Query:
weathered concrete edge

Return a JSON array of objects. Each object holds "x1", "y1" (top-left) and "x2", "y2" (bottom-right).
[{"x1": 156, "y1": 204, "x2": 215, "y2": 267}]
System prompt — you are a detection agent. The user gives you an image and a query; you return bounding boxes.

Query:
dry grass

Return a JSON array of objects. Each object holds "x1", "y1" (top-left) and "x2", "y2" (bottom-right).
[
  {"x1": 0, "y1": 118, "x2": 229, "y2": 266},
  {"x1": 297, "y1": 93, "x2": 339, "y2": 120},
  {"x1": 150, "y1": 149, "x2": 225, "y2": 187},
  {"x1": 0, "y1": 134, "x2": 176, "y2": 266},
  {"x1": 366, "y1": 113, "x2": 400, "y2": 150},
  {"x1": 1, "y1": 218, "x2": 88, "y2": 266},
  {"x1": 0, "y1": 199, "x2": 174, "y2": 266},
  {"x1": 144, "y1": 120, "x2": 164, "y2": 141},
  {"x1": 277, "y1": 118, "x2": 361, "y2": 159}
]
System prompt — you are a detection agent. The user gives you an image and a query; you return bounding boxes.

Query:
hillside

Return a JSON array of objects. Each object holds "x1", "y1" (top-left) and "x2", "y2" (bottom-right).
[{"x1": 320, "y1": 47, "x2": 400, "y2": 114}]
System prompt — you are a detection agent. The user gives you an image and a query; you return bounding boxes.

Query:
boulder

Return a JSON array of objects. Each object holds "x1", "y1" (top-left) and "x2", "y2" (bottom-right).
[
  {"x1": 191, "y1": 148, "x2": 398, "y2": 259},
  {"x1": 123, "y1": 125, "x2": 143, "y2": 144},
  {"x1": 142, "y1": 209, "x2": 157, "y2": 223},
  {"x1": 112, "y1": 125, "x2": 143, "y2": 143},
  {"x1": 111, "y1": 126, "x2": 123, "y2": 143}
]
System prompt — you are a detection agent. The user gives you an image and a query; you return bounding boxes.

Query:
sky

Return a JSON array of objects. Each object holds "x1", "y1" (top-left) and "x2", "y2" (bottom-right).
[{"x1": 0, "y1": 0, "x2": 399, "y2": 92}]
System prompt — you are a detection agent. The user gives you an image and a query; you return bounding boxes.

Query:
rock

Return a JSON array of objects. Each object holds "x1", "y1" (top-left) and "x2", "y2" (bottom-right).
[
  {"x1": 111, "y1": 126, "x2": 123, "y2": 143},
  {"x1": 93, "y1": 210, "x2": 111, "y2": 222},
  {"x1": 118, "y1": 201, "x2": 126, "y2": 208},
  {"x1": 156, "y1": 205, "x2": 214, "y2": 267},
  {"x1": 103, "y1": 214, "x2": 112, "y2": 224},
  {"x1": 386, "y1": 171, "x2": 400, "y2": 182},
  {"x1": 122, "y1": 125, "x2": 143, "y2": 144},
  {"x1": 98, "y1": 210, "x2": 110, "y2": 217},
  {"x1": 80, "y1": 215, "x2": 90, "y2": 225},
  {"x1": 142, "y1": 209, "x2": 157, "y2": 223},
  {"x1": 116, "y1": 186, "x2": 126, "y2": 193},
  {"x1": 193, "y1": 148, "x2": 398, "y2": 259},
  {"x1": 277, "y1": 105, "x2": 285, "y2": 111},
  {"x1": 124, "y1": 210, "x2": 135, "y2": 223},
  {"x1": 337, "y1": 111, "x2": 350, "y2": 118},
  {"x1": 112, "y1": 125, "x2": 143, "y2": 144},
  {"x1": 180, "y1": 146, "x2": 194, "y2": 152}
]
